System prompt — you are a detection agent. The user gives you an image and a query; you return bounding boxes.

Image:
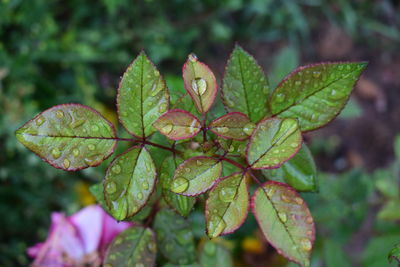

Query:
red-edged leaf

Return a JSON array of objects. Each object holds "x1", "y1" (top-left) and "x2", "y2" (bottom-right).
[
  {"x1": 170, "y1": 156, "x2": 222, "y2": 196},
  {"x1": 103, "y1": 146, "x2": 156, "y2": 221},
  {"x1": 209, "y1": 112, "x2": 255, "y2": 140},
  {"x1": 252, "y1": 181, "x2": 315, "y2": 267},
  {"x1": 153, "y1": 109, "x2": 201, "y2": 140},
  {"x1": 205, "y1": 172, "x2": 250, "y2": 238},
  {"x1": 15, "y1": 104, "x2": 117, "y2": 171},
  {"x1": 117, "y1": 51, "x2": 169, "y2": 138},
  {"x1": 246, "y1": 118, "x2": 302, "y2": 169},
  {"x1": 270, "y1": 62, "x2": 367, "y2": 131},
  {"x1": 182, "y1": 53, "x2": 218, "y2": 114}
]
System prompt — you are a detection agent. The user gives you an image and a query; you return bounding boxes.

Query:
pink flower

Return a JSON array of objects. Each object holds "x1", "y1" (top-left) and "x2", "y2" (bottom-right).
[{"x1": 27, "y1": 205, "x2": 132, "y2": 267}]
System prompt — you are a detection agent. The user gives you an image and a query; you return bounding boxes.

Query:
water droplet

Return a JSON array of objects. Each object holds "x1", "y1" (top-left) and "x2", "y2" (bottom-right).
[
  {"x1": 208, "y1": 215, "x2": 226, "y2": 238},
  {"x1": 185, "y1": 167, "x2": 191, "y2": 173},
  {"x1": 281, "y1": 194, "x2": 291, "y2": 203},
  {"x1": 88, "y1": 144, "x2": 96, "y2": 151},
  {"x1": 278, "y1": 212, "x2": 287, "y2": 223},
  {"x1": 36, "y1": 116, "x2": 45, "y2": 126},
  {"x1": 301, "y1": 238, "x2": 312, "y2": 251},
  {"x1": 217, "y1": 126, "x2": 229, "y2": 133},
  {"x1": 63, "y1": 158, "x2": 70, "y2": 169},
  {"x1": 228, "y1": 145, "x2": 235, "y2": 153},
  {"x1": 171, "y1": 177, "x2": 189, "y2": 193},
  {"x1": 243, "y1": 122, "x2": 256, "y2": 136},
  {"x1": 51, "y1": 148, "x2": 61, "y2": 159},
  {"x1": 158, "y1": 102, "x2": 168, "y2": 113},
  {"x1": 290, "y1": 143, "x2": 298, "y2": 148},
  {"x1": 191, "y1": 78, "x2": 207, "y2": 95},
  {"x1": 188, "y1": 53, "x2": 198, "y2": 62},
  {"x1": 69, "y1": 149, "x2": 78, "y2": 158},
  {"x1": 204, "y1": 242, "x2": 216, "y2": 255},
  {"x1": 142, "y1": 181, "x2": 149, "y2": 190},
  {"x1": 69, "y1": 119, "x2": 85, "y2": 129},
  {"x1": 267, "y1": 188, "x2": 275, "y2": 198},
  {"x1": 295, "y1": 81, "x2": 302, "y2": 86},
  {"x1": 137, "y1": 192, "x2": 143, "y2": 200},
  {"x1": 295, "y1": 197, "x2": 304, "y2": 205},
  {"x1": 145, "y1": 162, "x2": 152, "y2": 171},
  {"x1": 56, "y1": 110, "x2": 64, "y2": 118},
  {"x1": 275, "y1": 93, "x2": 285, "y2": 103},
  {"x1": 219, "y1": 187, "x2": 237, "y2": 203},
  {"x1": 196, "y1": 160, "x2": 202, "y2": 166},
  {"x1": 306, "y1": 216, "x2": 313, "y2": 224},
  {"x1": 91, "y1": 125, "x2": 99, "y2": 131},
  {"x1": 273, "y1": 149, "x2": 279, "y2": 154},
  {"x1": 112, "y1": 164, "x2": 121, "y2": 174},
  {"x1": 106, "y1": 182, "x2": 117, "y2": 194},
  {"x1": 104, "y1": 264, "x2": 112, "y2": 267},
  {"x1": 307, "y1": 230, "x2": 313, "y2": 236},
  {"x1": 312, "y1": 71, "x2": 321, "y2": 78},
  {"x1": 154, "y1": 70, "x2": 160, "y2": 77},
  {"x1": 135, "y1": 263, "x2": 144, "y2": 267},
  {"x1": 338, "y1": 65, "x2": 344, "y2": 70}
]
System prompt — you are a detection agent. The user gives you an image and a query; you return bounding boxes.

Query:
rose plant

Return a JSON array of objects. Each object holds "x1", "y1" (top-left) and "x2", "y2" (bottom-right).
[{"x1": 16, "y1": 45, "x2": 366, "y2": 266}]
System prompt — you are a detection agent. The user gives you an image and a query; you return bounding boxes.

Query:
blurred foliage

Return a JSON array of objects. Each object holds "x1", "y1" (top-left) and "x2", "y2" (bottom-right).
[{"x1": 1, "y1": 0, "x2": 399, "y2": 266}]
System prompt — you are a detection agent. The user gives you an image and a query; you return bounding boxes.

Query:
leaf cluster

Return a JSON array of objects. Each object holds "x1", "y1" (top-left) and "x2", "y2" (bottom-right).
[{"x1": 16, "y1": 45, "x2": 366, "y2": 266}]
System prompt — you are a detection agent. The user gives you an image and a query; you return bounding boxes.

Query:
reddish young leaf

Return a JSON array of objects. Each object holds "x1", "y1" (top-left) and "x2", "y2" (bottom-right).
[
  {"x1": 15, "y1": 104, "x2": 117, "y2": 171},
  {"x1": 205, "y1": 172, "x2": 250, "y2": 238},
  {"x1": 252, "y1": 181, "x2": 315, "y2": 267},
  {"x1": 153, "y1": 109, "x2": 201, "y2": 140},
  {"x1": 270, "y1": 62, "x2": 367, "y2": 131},
  {"x1": 182, "y1": 53, "x2": 218, "y2": 114},
  {"x1": 170, "y1": 156, "x2": 222, "y2": 196},
  {"x1": 246, "y1": 117, "x2": 302, "y2": 169},
  {"x1": 209, "y1": 112, "x2": 255, "y2": 140}
]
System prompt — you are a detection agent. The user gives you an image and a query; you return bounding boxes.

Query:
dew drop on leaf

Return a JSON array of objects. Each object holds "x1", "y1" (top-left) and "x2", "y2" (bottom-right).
[
  {"x1": 278, "y1": 212, "x2": 287, "y2": 223},
  {"x1": 191, "y1": 78, "x2": 207, "y2": 96},
  {"x1": 295, "y1": 197, "x2": 304, "y2": 205},
  {"x1": 106, "y1": 182, "x2": 117, "y2": 194},
  {"x1": 243, "y1": 122, "x2": 256, "y2": 136},
  {"x1": 171, "y1": 177, "x2": 189, "y2": 193},
  {"x1": 188, "y1": 53, "x2": 198, "y2": 62},
  {"x1": 88, "y1": 144, "x2": 96, "y2": 151},
  {"x1": 72, "y1": 148, "x2": 80, "y2": 157},
  {"x1": 208, "y1": 215, "x2": 226, "y2": 238},
  {"x1": 219, "y1": 187, "x2": 237, "y2": 203},
  {"x1": 301, "y1": 238, "x2": 312, "y2": 251},
  {"x1": 142, "y1": 181, "x2": 149, "y2": 190},
  {"x1": 275, "y1": 93, "x2": 285, "y2": 103},
  {"x1": 56, "y1": 110, "x2": 64, "y2": 118},
  {"x1": 91, "y1": 125, "x2": 99, "y2": 131},
  {"x1": 137, "y1": 192, "x2": 143, "y2": 200},
  {"x1": 295, "y1": 81, "x2": 302, "y2": 86},
  {"x1": 158, "y1": 102, "x2": 168, "y2": 113},
  {"x1": 51, "y1": 148, "x2": 61, "y2": 159},
  {"x1": 111, "y1": 164, "x2": 121, "y2": 174},
  {"x1": 36, "y1": 116, "x2": 45, "y2": 126},
  {"x1": 148, "y1": 242, "x2": 156, "y2": 253},
  {"x1": 216, "y1": 127, "x2": 229, "y2": 133},
  {"x1": 63, "y1": 158, "x2": 70, "y2": 169},
  {"x1": 312, "y1": 71, "x2": 321, "y2": 78}
]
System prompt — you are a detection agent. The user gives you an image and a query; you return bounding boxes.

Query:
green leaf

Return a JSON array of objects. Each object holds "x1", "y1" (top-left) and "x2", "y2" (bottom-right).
[
  {"x1": 153, "y1": 109, "x2": 201, "y2": 140},
  {"x1": 104, "y1": 226, "x2": 157, "y2": 266},
  {"x1": 217, "y1": 138, "x2": 247, "y2": 157},
  {"x1": 252, "y1": 181, "x2": 315, "y2": 267},
  {"x1": 199, "y1": 241, "x2": 233, "y2": 267},
  {"x1": 182, "y1": 53, "x2": 218, "y2": 114},
  {"x1": 170, "y1": 156, "x2": 222, "y2": 196},
  {"x1": 246, "y1": 118, "x2": 302, "y2": 169},
  {"x1": 103, "y1": 146, "x2": 156, "y2": 221},
  {"x1": 209, "y1": 112, "x2": 254, "y2": 140},
  {"x1": 15, "y1": 104, "x2": 116, "y2": 171},
  {"x1": 262, "y1": 144, "x2": 317, "y2": 192},
  {"x1": 270, "y1": 62, "x2": 367, "y2": 131},
  {"x1": 362, "y1": 234, "x2": 400, "y2": 267},
  {"x1": 205, "y1": 172, "x2": 249, "y2": 238},
  {"x1": 222, "y1": 45, "x2": 270, "y2": 122},
  {"x1": 160, "y1": 156, "x2": 196, "y2": 217},
  {"x1": 153, "y1": 209, "x2": 196, "y2": 265},
  {"x1": 378, "y1": 199, "x2": 400, "y2": 221},
  {"x1": 117, "y1": 51, "x2": 169, "y2": 137},
  {"x1": 388, "y1": 243, "x2": 400, "y2": 265}
]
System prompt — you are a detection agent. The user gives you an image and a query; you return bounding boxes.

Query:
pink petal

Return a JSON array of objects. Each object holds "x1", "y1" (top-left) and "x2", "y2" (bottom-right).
[{"x1": 69, "y1": 205, "x2": 103, "y2": 254}]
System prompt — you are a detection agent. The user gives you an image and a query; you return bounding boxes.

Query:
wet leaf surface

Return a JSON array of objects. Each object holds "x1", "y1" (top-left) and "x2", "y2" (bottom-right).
[{"x1": 209, "y1": 112, "x2": 253, "y2": 140}]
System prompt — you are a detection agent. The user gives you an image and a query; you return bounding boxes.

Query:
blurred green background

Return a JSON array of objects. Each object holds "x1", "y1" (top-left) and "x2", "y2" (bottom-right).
[{"x1": 1, "y1": 0, "x2": 400, "y2": 266}]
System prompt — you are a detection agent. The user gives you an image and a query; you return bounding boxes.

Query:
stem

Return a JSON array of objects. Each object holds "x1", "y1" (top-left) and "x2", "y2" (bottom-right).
[
  {"x1": 202, "y1": 113, "x2": 208, "y2": 142},
  {"x1": 218, "y1": 156, "x2": 246, "y2": 170},
  {"x1": 113, "y1": 137, "x2": 182, "y2": 155}
]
